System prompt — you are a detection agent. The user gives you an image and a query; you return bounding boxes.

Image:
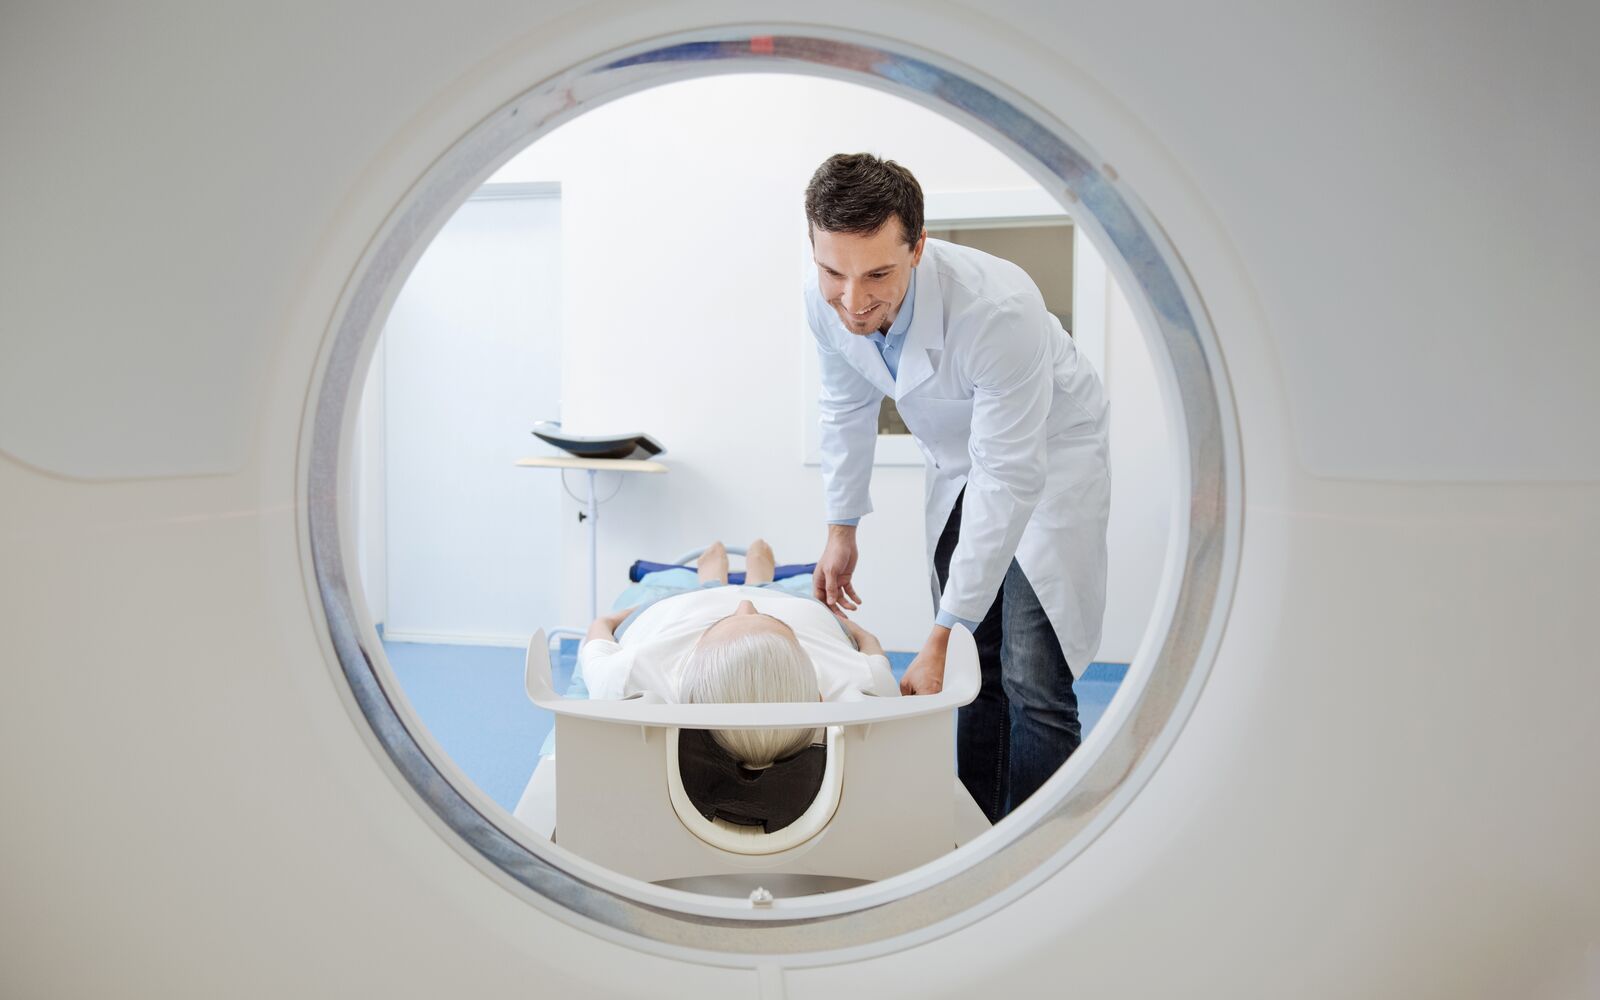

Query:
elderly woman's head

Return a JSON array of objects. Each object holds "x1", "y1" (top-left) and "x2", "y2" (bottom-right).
[{"x1": 679, "y1": 600, "x2": 821, "y2": 769}]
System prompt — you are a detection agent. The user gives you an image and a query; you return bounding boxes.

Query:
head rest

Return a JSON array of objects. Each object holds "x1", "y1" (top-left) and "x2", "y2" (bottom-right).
[{"x1": 675, "y1": 728, "x2": 826, "y2": 833}]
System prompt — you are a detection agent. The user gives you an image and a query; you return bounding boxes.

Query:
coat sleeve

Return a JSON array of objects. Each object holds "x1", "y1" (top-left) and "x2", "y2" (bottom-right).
[
  {"x1": 808, "y1": 294, "x2": 883, "y2": 521},
  {"x1": 939, "y1": 292, "x2": 1054, "y2": 623}
]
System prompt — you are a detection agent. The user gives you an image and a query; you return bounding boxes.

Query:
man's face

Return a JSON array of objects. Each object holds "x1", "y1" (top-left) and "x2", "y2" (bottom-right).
[{"x1": 812, "y1": 219, "x2": 926, "y2": 336}]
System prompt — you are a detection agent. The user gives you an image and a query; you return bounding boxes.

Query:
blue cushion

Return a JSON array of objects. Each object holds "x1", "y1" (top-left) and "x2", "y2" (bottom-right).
[{"x1": 628, "y1": 559, "x2": 817, "y2": 584}]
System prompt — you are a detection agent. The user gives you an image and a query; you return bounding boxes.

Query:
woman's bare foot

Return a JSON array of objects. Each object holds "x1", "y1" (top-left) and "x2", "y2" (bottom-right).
[
  {"x1": 696, "y1": 541, "x2": 729, "y2": 584},
  {"x1": 745, "y1": 537, "x2": 776, "y2": 585}
]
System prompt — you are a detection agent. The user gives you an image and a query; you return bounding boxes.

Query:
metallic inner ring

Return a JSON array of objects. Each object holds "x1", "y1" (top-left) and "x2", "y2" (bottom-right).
[{"x1": 304, "y1": 28, "x2": 1240, "y2": 963}]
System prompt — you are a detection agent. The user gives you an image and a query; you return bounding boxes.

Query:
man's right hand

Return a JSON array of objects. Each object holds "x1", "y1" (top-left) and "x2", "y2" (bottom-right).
[{"x1": 814, "y1": 523, "x2": 862, "y2": 615}]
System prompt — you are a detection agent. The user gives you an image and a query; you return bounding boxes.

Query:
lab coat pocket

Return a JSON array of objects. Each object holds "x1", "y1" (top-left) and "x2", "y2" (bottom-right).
[
  {"x1": 897, "y1": 394, "x2": 970, "y2": 440},
  {"x1": 896, "y1": 395, "x2": 971, "y2": 471}
]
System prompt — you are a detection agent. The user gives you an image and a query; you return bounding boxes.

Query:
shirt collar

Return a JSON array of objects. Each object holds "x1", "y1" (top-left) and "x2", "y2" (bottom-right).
[{"x1": 872, "y1": 268, "x2": 917, "y2": 344}]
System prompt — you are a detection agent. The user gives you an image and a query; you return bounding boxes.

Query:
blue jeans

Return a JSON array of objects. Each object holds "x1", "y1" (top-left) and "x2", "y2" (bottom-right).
[{"x1": 935, "y1": 490, "x2": 1081, "y2": 823}]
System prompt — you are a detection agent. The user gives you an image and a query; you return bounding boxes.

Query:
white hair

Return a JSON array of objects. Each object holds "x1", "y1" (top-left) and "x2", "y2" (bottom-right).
[{"x1": 680, "y1": 629, "x2": 821, "y2": 769}]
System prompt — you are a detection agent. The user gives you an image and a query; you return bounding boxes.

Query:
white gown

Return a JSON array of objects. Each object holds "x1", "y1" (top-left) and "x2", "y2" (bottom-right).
[{"x1": 578, "y1": 586, "x2": 900, "y2": 703}]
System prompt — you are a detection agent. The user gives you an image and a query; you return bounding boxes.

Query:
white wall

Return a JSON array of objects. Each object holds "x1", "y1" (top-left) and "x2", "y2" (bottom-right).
[
  {"x1": 1101, "y1": 273, "x2": 1175, "y2": 661},
  {"x1": 483, "y1": 72, "x2": 1174, "y2": 657},
  {"x1": 1071, "y1": 226, "x2": 1109, "y2": 389},
  {"x1": 368, "y1": 190, "x2": 566, "y2": 644}
]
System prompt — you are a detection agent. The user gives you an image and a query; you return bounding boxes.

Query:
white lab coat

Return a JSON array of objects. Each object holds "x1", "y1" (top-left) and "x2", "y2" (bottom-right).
[{"x1": 806, "y1": 238, "x2": 1111, "y2": 672}]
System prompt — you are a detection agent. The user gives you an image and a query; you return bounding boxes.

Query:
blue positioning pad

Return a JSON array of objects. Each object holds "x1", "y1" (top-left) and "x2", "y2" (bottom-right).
[{"x1": 628, "y1": 559, "x2": 817, "y2": 584}]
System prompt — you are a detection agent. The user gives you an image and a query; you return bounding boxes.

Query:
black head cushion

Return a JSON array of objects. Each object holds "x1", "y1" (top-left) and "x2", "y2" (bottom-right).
[{"x1": 676, "y1": 728, "x2": 827, "y2": 834}]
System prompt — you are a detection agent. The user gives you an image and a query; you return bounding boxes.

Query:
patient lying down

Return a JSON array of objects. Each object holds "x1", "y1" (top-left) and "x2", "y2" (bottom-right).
[{"x1": 579, "y1": 539, "x2": 900, "y2": 769}]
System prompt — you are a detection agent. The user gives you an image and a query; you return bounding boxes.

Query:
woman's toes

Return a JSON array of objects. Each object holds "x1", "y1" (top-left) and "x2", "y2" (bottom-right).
[{"x1": 696, "y1": 541, "x2": 725, "y2": 572}]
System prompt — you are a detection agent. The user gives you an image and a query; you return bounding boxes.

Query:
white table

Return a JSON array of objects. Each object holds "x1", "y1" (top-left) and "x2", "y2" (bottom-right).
[{"x1": 514, "y1": 456, "x2": 668, "y2": 620}]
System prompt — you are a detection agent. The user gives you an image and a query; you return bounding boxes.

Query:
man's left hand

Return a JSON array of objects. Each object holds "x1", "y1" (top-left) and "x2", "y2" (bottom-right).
[{"x1": 900, "y1": 626, "x2": 951, "y2": 695}]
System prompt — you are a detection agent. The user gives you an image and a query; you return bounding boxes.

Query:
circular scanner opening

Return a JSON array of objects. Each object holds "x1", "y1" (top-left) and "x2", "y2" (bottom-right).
[{"x1": 305, "y1": 29, "x2": 1239, "y2": 963}]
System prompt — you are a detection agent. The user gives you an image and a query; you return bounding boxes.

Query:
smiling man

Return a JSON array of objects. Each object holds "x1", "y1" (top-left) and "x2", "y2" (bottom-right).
[{"x1": 803, "y1": 152, "x2": 1112, "y2": 822}]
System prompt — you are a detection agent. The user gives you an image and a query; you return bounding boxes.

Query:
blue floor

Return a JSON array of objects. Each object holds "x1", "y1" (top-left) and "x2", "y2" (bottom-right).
[{"x1": 384, "y1": 636, "x2": 1127, "y2": 812}]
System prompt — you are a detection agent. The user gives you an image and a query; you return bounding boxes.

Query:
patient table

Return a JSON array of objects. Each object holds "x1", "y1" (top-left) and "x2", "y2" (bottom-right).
[{"x1": 513, "y1": 623, "x2": 991, "y2": 895}]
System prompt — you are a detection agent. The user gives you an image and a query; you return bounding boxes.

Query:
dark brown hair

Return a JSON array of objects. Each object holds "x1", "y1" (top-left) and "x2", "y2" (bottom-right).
[{"x1": 804, "y1": 153, "x2": 924, "y2": 249}]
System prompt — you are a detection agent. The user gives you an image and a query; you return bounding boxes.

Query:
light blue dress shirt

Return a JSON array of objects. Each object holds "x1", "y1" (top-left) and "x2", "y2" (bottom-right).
[
  {"x1": 829, "y1": 271, "x2": 915, "y2": 530},
  {"x1": 820, "y1": 274, "x2": 981, "y2": 633},
  {"x1": 866, "y1": 267, "x2": 916, "y2": 381}
]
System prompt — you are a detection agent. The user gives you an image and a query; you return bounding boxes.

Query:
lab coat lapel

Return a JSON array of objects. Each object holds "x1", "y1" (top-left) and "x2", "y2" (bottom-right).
[
  {"x1": 893, "y1": 254, "x2": 944, "y2": 400},
  {"x1": 836, "y1": 314, "x2": 896, "y2": 397}
]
